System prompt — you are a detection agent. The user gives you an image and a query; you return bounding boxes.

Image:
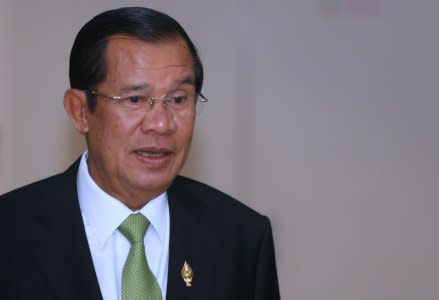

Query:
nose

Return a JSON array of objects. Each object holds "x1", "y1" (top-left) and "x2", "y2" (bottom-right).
[{"x1": 139, "y1": 99, "x2": 177, "y2": 135}]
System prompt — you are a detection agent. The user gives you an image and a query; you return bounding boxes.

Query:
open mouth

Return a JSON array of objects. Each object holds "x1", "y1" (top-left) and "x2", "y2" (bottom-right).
[{"x1": 134, "y1": 148, "x2": 172, "y2": 159}]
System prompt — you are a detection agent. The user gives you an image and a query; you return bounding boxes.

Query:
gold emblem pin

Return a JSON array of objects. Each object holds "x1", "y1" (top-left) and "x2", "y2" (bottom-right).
[{"x1": 181, "y1": 261, "x2": 193, "y2": 287}]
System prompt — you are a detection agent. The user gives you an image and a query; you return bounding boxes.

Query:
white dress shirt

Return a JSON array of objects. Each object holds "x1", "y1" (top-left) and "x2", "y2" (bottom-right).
[{"x1": 76, "y1": 152, "x2": 170, "y2": 300}]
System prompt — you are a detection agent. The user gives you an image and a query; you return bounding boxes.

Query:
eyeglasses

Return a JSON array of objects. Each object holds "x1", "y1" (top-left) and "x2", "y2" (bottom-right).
[{"x1": 87, "y1": 90, "x2": 208, "y2": 118}]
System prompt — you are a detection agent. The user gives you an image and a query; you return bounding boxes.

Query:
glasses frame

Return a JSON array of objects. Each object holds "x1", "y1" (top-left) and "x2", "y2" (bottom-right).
[{"x1": 87, "y1": 90, "x2": 208, "y2": 107}]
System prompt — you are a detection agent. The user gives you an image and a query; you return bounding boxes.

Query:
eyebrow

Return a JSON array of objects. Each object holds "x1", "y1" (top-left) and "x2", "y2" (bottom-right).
[
  {"x1": 118, "y1": 84, "x2": 151, "y2": 94},
  {"x1": 170, "y1": 76, "x2": 195, "y2": 88}
]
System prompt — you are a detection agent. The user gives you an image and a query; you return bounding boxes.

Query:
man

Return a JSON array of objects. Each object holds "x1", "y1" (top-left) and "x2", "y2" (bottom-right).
[{"x1": 0, "y1": 7, "x2": 280, "y2": 300}]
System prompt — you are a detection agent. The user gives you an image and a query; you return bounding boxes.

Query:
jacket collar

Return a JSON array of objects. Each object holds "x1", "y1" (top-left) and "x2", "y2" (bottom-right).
[
  {"x1": 32, "y1": 159, "x2": 103, "y2": 300},
  {"x1": 32, "y1": 159, "x2": 217, "y2": 300}
]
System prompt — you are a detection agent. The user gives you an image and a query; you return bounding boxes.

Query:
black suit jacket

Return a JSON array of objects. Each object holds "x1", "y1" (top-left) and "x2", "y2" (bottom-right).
[{"x1": 0, "y1": 160, "x2": 280, "y2": 300}]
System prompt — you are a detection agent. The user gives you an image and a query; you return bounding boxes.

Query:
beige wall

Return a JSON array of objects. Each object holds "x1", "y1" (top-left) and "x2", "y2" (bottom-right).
[{"x1": 1, "y1": 1, "x2": 439, "y2": 299}]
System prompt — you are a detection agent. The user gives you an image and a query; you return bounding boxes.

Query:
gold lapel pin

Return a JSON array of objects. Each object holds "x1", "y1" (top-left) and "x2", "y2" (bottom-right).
[{"x1": 181, "y1": 261, "x2": 193, "y2": 287}]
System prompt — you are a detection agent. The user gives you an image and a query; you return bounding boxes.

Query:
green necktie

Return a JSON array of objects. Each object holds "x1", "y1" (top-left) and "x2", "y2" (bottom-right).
[{"x1": 119, "y1": 213, "x2": 162, "y2": 300}]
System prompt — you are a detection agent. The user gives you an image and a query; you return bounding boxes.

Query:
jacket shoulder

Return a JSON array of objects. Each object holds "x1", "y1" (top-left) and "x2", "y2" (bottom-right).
[
  {"x1": 0, "y1": 160, "x2": 79, "y2": 212},
  {"x1": 0, "y1": 173, "x2": 63, "y2": 209},
  {"x1": 172, "y1": 175, "x2": 269, "y2": 226}
]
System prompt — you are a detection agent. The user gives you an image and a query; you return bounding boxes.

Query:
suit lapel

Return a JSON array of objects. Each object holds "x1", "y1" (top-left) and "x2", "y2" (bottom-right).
[
  {"x1": 166, "y1": 177, "x2": 219, "y2": 300},
  {"x1": 32, "y1": 160, "x2": 102, "y2": 300},
  {"x1": 30, "y1": 165, "x2": 220, "y2": 300}
]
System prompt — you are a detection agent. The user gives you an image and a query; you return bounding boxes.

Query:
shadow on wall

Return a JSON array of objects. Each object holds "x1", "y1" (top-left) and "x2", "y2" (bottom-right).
[
  {"x1": 0, "y1": 124, "x2": 6, "y2": 192},
  {"x1": 180, "y1": 128, "x2": 207, "y2": 181},
  {"x1": 0, "y1": 124, "x2": 2, "y2": 168}
]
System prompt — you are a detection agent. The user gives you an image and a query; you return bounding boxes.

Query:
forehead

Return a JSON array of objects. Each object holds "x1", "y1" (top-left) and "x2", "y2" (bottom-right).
[{"x1": 102, "y1": 35, "x2": 194, "y2": 88}]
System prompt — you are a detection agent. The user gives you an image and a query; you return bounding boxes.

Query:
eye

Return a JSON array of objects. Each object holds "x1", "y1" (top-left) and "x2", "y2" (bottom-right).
[
  {"x1": 169, "y1": 95, "x2": 187, "y2": 104},
  {"x1": 126, "y1": 95, "x2": 146, "y2": 104}
]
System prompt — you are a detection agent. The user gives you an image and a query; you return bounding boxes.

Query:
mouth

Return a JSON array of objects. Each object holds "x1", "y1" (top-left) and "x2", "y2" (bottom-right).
[{"x1": 134, "y1": 148, "x2": 173, "y2": 161}]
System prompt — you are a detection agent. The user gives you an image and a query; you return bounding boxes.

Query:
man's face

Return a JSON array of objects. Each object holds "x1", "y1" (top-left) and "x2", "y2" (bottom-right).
[{"x1": 83, "y1": 36, "x2": 196, "y2": 209}]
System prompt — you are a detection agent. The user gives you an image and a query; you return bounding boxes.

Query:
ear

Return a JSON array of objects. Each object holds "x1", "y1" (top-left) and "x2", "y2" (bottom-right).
[{"x1": 63, "y1": 89, "x2": 90, "y2": 134}]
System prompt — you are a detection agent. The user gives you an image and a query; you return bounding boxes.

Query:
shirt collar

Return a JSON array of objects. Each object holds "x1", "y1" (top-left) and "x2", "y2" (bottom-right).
[{"x1": 77, "y1": 151, "x2": 169, "y2": 246}]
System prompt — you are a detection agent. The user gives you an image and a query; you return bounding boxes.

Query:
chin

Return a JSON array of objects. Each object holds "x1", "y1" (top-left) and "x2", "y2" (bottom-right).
[{"x1": 134, "y1": 173, "x2": 175, "y2": 192}]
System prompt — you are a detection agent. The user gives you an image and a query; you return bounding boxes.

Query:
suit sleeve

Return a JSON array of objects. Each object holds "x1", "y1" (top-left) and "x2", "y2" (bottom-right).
[{"x1": 254, "y1": 217, "x2": 281, "y2": 300}]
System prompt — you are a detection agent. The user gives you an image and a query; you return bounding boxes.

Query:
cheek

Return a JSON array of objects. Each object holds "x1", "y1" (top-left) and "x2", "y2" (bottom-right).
[
  {"x1": 104, "y1": 121, "x2": 134, "y2": 153},
  {"x1": 88, "y1": 112, "x2": 132, "y2": 152},
  {"x1": 178, "y1": 121, "x2": 195, "y2": 150}
]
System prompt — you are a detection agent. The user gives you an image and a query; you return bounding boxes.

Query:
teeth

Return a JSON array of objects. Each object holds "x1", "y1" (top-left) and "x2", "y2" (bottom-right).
[{"x1": 137, "y1": 150, "x2": 166, "y2": 158}]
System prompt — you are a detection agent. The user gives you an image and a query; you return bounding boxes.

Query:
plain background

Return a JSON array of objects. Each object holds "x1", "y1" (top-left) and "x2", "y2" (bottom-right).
[{"x1": 1, "y1": 0, "x2": 438, "y2": 299}]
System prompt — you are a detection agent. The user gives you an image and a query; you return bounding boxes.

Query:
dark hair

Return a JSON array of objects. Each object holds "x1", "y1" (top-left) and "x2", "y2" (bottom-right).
[{"x1": 69, "y1": 7, "x2": 204, "y2": 111}]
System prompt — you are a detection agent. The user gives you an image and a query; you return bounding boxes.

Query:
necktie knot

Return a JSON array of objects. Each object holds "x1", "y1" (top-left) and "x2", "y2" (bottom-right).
[{"x1": 119, "y1": 213, "x2": 149, "y2": 244}]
